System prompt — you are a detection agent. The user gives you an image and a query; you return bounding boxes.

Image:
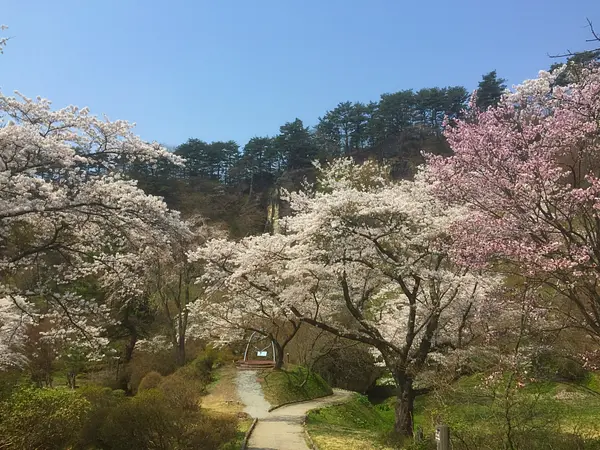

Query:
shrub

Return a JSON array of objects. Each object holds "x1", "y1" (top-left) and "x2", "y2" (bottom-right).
[
  {"x1": 78, "y1": 384, "x2": 125, "y2": 408},
  {"x1": 178, "y1": 413, "x2": 238, "y2": 450},
  {"x1": 0, "y1": 386, "x2": 91, "y2": 450},
  {"x1": 137, "y1": 370, "x2": 164, "y2": 392},
  {"x1": 313, "y1": 344, "x2": 383, "y2": 391},
  {"x1": 158, "y1": 374, "x2": 202, "y2": 411},
  {"x1": 128, "y1": 350, "x2": 177, "y2": 393},
  {"x1": 182, "y1": 346, "x2": 222, "y2": 383},
  {"x1": 77, "y1": 385, "x2": 127, "y2": 449},
  {"x1": 0, "y1": 369, "x2": 23, "y2": 402},
  {"x1": 533, "y1": 350, "x2": 587, "y2": 383},
  {"x1": 94, "y1": 389, "x2": 180, "y2": 450}
]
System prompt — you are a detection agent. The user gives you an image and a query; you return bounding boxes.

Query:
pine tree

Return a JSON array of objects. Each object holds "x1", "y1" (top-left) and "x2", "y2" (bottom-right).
[{"x1": 476, "y1": 70, "x2": 506, "y2": 110}]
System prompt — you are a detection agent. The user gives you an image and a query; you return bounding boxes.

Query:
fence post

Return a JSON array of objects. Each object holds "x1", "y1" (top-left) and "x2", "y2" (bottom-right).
[{"x1": 435, "y1": 424, "x2": 450, "y2": 450}]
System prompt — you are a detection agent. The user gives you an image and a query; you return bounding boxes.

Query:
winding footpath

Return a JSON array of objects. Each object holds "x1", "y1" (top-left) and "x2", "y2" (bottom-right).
[{"x1": 236, "y1": 370, "x2": 351, "y2": 450}]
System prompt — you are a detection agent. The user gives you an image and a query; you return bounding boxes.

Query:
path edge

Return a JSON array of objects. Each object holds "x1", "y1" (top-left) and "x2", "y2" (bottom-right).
[
  {"x1": 267, "y1": 391, "x2": 333, "y2": 412},
  {"x1": 303, "y1": 415, "x2": 320, "y2": 450},
  {"x1": 240, "y1": 418, "x2": 258, "y2": 450}
]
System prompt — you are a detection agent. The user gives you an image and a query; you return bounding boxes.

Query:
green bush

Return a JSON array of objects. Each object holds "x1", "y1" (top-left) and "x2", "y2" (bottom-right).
[
  {"x1": 128, "y1": 350, "x2": 177, "y2": 393},
  {"x1": 158, "y1": 374, "x2": 202, "y2": 411},
  {"x1": 77, "y1": 385, "x2": 128, "y2": 449},
  {"x1": 0, "y1": 386, "x2": 91, "y2": 450},
  {"x1": 78, "y1": 384, "x2": 125, "y2": 408},
  {"x1": 180, "y1": 346, "x2": 222, "y2": 383},
  {"x1": 178, "y1": 413, "x2": 238, "y2": 450},
  {"x1": 137, "y1": 370, "x2": 164, "y2": 392},
  {"x1": 94, "y1": 389, "x2": 180, "y2": 450},
  {"x1": 84, "y1": 386, "x2": 237, "y2": 450},
  {"x1": 0, "y1": 369, "x2": 23, "y2": 402},
  {"x1": 533, "y1": 350, "x2": 587, "y2": 382}
]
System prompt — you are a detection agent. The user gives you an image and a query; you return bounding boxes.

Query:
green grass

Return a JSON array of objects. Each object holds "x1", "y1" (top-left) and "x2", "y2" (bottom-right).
[
  {"x1": 307, "y1": 375, "x2": 600, "y2": 450},
  {"x1": 221, "y1": 417, "x2": 253, "y2": 450},
  {"x1": 306, "y1": 393, "x2": 396, "y2": 450},
  {"x1": 258, "y1": 365, "x2": 332, "y2": 407}
]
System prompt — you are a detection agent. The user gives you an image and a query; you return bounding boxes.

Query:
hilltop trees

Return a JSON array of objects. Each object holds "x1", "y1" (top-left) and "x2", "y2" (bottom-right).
[{"x1": 475, "y1": 70, "x2": 506, "y2": 110}]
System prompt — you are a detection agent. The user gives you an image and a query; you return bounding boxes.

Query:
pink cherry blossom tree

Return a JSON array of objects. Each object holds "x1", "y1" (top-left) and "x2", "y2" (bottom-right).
[{"x1": 427, "y1": 65, "x2": 600, "y2": 340}]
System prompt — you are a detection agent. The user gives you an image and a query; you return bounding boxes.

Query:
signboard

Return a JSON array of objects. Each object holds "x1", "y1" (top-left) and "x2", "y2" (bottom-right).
[{"x1": 257, "y1": 351, "x2": 268, "y2": 357}]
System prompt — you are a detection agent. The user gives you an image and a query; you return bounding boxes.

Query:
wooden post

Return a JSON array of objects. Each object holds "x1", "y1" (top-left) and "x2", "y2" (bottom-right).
[{"x1": 436, "y1": 424, "x2": 450, "y2": 450}]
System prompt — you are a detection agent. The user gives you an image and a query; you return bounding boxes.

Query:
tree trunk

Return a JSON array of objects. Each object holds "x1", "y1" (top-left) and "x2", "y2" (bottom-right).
[
  {"x1": 176, "y1": 335, "x2": 186, "y2": 366},
  {"x1": 393, "y1": 372, "x2": 415, "y2": 437},
  {"x1": 66, "y1": 371, "x2": 77, "y2": 389},
  {"x1": 273, "y1": 340, "x2": 284, "y2": 370},
  {"x1": 124, "y1": 333, "x2": 137, "y2": 363}
]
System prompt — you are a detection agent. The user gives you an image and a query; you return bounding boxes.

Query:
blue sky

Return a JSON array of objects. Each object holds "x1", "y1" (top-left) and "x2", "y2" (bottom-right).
[{"x1": 2, "y1": 0, "x2": 599, "y2": 148}]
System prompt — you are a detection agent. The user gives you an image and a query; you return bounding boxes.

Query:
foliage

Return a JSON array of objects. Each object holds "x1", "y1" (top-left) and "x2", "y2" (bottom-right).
[
  {"x1": 306, "y1": 393, "x2": 397, "y2": 450},
  {"x1": 184, "y1": 345, "x2": 224, "y2": 383},
  {"x1": 259, "y1": 365, "x2": 332, "y2": 407},
  {"x1": 0, "y1": 386, "x2": 91, "y2": 450},
  {"x1": 158, "y1": 373, "x2": 202, "y2": 411},
  {"x1": 312, "y1": 343, "x2": 383, "y2": 392},
  {"x1": 423, "y1": 375, "x2": 600, "y2": 450},
  {"x1": 137, "y1": 370, "x2": 164, "y2": 392},
  {"x1": 80, "y1": 385, "x2": 236, "y2": 450},
  {"x1": 307, "y1": 378, "x2": 600, "y2": 450},
  {"x1": 532, "y1": 350, "x2": 587, "y2": 383},
  {"x1": 427, "y1": 66, "x2": 600, "y2": 344},
  {"x1": 475, "y1": 70, "x2": 506, "y2": 110},
  {"x1": 192, "y1": 158, "x2": 500, "y2": 437},
  {"x1": 0, "y1": 89, "x2": 189, "y2": 369},
  {"x1": 0, "y1": 369, "x2": 22, "y2": 402},
  {"x1": 90, "y1": 388, "x2": 181, "y2": 450},
  {"x1": 177, "y1": 412, "x2": 238, "y2": 450},
  {"x1": 127, "y1": 348, "x2": 177, "y2": 393}
]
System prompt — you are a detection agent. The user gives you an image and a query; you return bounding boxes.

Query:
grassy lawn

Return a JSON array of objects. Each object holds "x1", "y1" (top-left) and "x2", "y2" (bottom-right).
[
  {"x1": 307, "y1": 393, "x2": 396, "y2": 450},
  {"x1": 258, "y1": 365, "x2": 332, "y2": 407},
  {"x1": 307, "y1": 375, "x2": 600, "y2": 450}
]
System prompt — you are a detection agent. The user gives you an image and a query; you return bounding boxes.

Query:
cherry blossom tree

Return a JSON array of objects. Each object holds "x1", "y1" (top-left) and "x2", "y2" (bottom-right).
[
  {"x1": 191, "y1": 158, "x2": 497, "y2": 436},
  {"x1": 279, "y1": 159, "x2": 498, "y2": 436},
  {"x1": 135, "y1": 217, "x2": 224, "y2": 366},
  {"x1": 0, "y1": 89, "x2": 186, "y2": 368},
  {"x1": 188, "y1": 233, "x2": 308, "y2": 369},
  {"x1": 0, "y1": 25, "x2": 9, "y2": 54},
  {"x1": 426, "y1": 66, "x2": 600, "y2": 341}
]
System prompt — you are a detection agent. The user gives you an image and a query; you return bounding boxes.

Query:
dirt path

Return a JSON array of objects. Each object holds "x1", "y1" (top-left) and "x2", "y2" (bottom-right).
[
  {"x1": 236, "y1": 369, "x2": 272, "y2": 418},
  {"x1": 235, "y1": 370, "x2": 351, "y2": 450}
]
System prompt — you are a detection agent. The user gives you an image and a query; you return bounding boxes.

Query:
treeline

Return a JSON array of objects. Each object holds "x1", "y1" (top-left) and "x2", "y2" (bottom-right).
[{"x1": 130, "y1": 71, "x2": 506, "y2": 234}]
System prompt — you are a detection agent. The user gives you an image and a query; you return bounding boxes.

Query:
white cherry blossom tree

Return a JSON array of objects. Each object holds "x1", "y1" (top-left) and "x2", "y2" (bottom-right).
[
  {"x1": 188, "y1": 233, "x2": 309, "y2": 369},
  {"x1": 281, "y1": 159, "x2": 499, "y2": 436},
  {"x1": 190, "y1": 159, "x2": 498, "y2": 437},
  {"x1": 0, "y1": 89, "x2": 187, "y2": 368}
]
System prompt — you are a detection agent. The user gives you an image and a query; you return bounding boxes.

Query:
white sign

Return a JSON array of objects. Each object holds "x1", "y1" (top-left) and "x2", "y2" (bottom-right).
[{"x1": 257, "y1": 351, "x2": 268, "y2": 357}]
